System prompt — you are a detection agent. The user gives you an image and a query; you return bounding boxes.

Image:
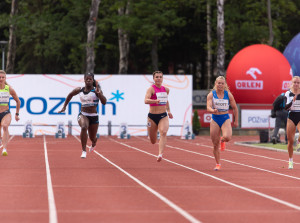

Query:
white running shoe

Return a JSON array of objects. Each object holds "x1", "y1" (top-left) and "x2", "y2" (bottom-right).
[
  {"x1": 288, "y1": 161, "x2": 293, "y2": 169},
  {"x1": 81, "y1": 151, "x2": 86, "y2": 158},
  {"x1": 2, "y1": 148, "x2": 7, "y2": 156},
  {"x1": 89, "y1": 146, "x2": 95, "y2": 153}
]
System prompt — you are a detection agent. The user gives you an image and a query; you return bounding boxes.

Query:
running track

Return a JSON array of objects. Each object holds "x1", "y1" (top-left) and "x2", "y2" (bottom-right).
[{"x1": 0, "y1": 135, "x2": 299, "y2": 223}]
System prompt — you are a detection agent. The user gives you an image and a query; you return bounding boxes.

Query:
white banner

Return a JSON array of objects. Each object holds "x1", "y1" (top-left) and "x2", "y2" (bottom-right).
[
  {"x1": 241, "y1": 109, "x2": 275, "y2": 128},
  {"x1": 7, "y1": 74, "x2": 192, "y2": 136}
]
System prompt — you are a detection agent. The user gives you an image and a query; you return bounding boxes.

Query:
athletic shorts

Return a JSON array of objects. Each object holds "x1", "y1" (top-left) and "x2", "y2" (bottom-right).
[
  {"x1": 0, "y1": 110, "x2": 10, "y2": 123},
  {"x1": 78, "y1": 112, "x2": 99, "y2": 125},
  {"x1": 212, "y1": 113, "x2": 230, "y2": 128},
  {"x1": 288, "y1": 112, "x2": 300, "y2": 126},
  {"x1": 148, "y1": 112, "x2": 168, "y2": 126}
]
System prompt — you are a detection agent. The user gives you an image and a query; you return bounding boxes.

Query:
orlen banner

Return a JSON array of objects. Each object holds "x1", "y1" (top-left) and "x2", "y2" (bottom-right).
[
  {"x1": 226, "y1": 44, "x2": 292, "y2": 104},
  {"x1": 8, "y1": 74, "x2": 192, "y2": 136}
]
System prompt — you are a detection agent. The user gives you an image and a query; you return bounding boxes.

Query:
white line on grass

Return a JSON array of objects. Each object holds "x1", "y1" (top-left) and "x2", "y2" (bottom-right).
[
  {"x1": 72, "y1": 135, "x2": 201, "y2": 223},
  {"x1": 112, "y1": 137, "x2": 300, "y2": 212},
  {"x1": 43, "y1": 135, "x2": 58, "y2": 223}
]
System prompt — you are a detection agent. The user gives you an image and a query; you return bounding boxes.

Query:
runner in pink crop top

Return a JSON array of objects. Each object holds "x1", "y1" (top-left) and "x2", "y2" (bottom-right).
[{"x1": 150, "y1": 84, "x2": 168, "y2": 106}]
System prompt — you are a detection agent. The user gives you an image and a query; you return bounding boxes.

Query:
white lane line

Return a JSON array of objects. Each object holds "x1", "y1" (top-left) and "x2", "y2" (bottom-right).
[
  {"x1": 166, "y1": 144, "x2": 300, "y2": 181},
  {"x1": 73, "y1": 135, "x2": 201, "y2": 223},
  {"x1": 43, "y1": 135, "x2": 58, "y2": 223},
  {"x1": 112, "y1": 138, "x2": 300, "y2": 212},
  {"x1": 174, "y1": 138, "x2": 300, "y2": 164}
]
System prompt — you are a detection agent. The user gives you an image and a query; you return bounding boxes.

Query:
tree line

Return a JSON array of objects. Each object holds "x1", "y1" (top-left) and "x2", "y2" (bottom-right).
[{"x1": 0, "y1": 0, "x2": 299, "y2": 89}]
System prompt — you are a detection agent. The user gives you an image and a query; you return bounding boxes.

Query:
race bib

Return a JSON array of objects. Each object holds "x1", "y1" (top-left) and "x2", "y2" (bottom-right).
[
  {"x1": 213, "y1": 98, "x2": 229, "y2": 111},
  {"x1": 156, "y1": 92, "x2": 168, "y2": 105}
]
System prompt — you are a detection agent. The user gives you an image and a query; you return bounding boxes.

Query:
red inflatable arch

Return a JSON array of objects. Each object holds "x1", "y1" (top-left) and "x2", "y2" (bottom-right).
[{"x1": 226, "y1": 44, "x2": 292, "y2": 104}]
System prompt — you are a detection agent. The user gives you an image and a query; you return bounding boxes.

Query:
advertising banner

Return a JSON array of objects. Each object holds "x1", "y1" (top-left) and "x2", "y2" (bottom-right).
[
  {"x1": 7, "y1": 74, "x2": 192, "y2": 136},
  {"x1": 241, "y1": 109, "x2": 275, "y2": 128}
]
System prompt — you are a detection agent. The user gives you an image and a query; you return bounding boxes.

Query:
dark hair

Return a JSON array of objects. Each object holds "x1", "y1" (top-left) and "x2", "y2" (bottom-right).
[
  {"x1": 84, "y1": 73, "x2": 96, "y2": 87},
  {"x1": 152, "y1": 71, "x2": 163, "y2": 78}
]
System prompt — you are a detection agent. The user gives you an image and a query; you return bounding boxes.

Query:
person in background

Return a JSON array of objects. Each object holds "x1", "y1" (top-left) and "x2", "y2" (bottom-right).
[
  {"x1": 207, "y1": 76, "x2": 238, "y2": 171},
  {"x1": 0, "y1": 70, "x2": 21, "y2": 156},
  {"x1": 271, "y1": 93, "x2": 288, "y2": 144},
  {"x1": 58, "y1": 73, "x2": 107, "y2": 158},
  {"x1": 144, "y1": 71, "x2": 173, "y2": 162},
  {"x1": 284, "y1": 76, "x2": 300, "y2": 169}
]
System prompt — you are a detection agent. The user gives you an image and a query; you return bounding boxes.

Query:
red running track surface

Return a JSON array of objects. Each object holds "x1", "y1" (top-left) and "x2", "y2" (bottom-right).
[{"x1": 0, "y1": 135, "x2": 299, "y2": 223}]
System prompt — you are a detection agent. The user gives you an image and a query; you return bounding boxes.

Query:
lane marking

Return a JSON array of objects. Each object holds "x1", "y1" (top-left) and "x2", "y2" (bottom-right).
[
  {"x1": 73, "y1": 135, "x2": 201, "y2": 223},
  {"x1": 43, "y1": 135, "x2": 58, "y2": 223},
  {"x1": 111, "y1": 138, "x2": 300, "y2": 211},
  {"x1": 174, "y1": 138, "x2": 299, "y2": 164}
]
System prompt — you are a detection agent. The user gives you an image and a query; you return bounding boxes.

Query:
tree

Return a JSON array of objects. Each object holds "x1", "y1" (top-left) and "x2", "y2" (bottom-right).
[
  {"x1": 267, "y1": 0, "x2": 273, "y2": 45},
  {"x1": 206, "y1": 0, "x2": 212, "y2": 88},
  {"x1": 86, "y1": 0, "x2": 101, "y2": 74},
  {"x1": 117, "y1": 0, "x2": 130, "y2": 74},
  {"x1": 6, "y1": 0, "x2": 18, "y2": 74},
  {"x1": 217, "y1": 0, "x2": 225, "y2": 76}
]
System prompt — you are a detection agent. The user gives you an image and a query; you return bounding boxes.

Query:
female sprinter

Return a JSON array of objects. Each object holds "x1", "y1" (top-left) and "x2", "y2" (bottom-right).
[
  {"x1": 0, "y1": 70, "x2": 21, "y2": 156},
  {"x1": 58, "y1": 73, "x2": 107, "y2": 158},
  {"x1": 284, "y1": 76, "x2": 300, "y2": 169},
  {"x1": 207, "y1": 76, "x2": 238, "y2": 170},
  {"x1": 144, "y1": 71, "x2": 173, "y2": 162}
]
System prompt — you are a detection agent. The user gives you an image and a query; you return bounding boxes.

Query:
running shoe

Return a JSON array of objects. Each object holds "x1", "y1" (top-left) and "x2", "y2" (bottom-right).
[
  {"x1": 271, "y1": 137, "x2": 276, "y2": 145},
  {"x1": 288, "y1": 161, "x2": 293, "y2": 169},
  {"x1": 89, "y1": 146, "x2": 95, "y2": 153},
  {"x1": 157, "y1": 154, "x2": 163, "y2": 162},
  {"x1": 214, "y1": 164, "x2": 221, "y2": 171},
  {"x1": 2, "y1": 148, "x2": 7, "y2": 156},
  {"x1": 81, "y1": 151, "x2": 87, "y2": 159},
  {"x1": 220, "y1": 140, "x2": 226, "y2": 151},
  {"x1": 296, "y1": 141, "x2": 300, "y2": 152}
]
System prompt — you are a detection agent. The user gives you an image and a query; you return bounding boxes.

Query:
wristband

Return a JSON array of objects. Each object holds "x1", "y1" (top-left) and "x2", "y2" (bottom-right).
[{"x1": 16, "y1": 113, "x2": 19, "y2": 116}]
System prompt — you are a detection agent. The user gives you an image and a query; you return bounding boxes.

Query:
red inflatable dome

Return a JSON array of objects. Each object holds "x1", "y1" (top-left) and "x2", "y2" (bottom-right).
[{"x1": 226, "y1": 44, "x2": 292, "y2": 104}]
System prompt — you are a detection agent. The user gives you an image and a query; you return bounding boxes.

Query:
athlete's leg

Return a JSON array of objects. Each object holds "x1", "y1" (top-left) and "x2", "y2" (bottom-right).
[
  {"x1": 88, "y1": 123, "x2": 99, "y2": 147},
  {"x1": 286, "y1": 119, "x2": 296, "y2": 159},
  {"x1": 220, "y1": 119, "x2": 232, "y2": 142},
  {"x1": 147, "y1": 117, "x2": 158, "y2": 144},
  {"x1": 210, "y1": 120, "x2": 221, "y2": 164},
  {"x1": 157, "y1": 117, "x2": 169, "y2": 156},
  {"x1": 77, "y1": 114, "x2": 89, "y2": 151},
  {"x1": 1, "y1": 113, "x2": 12, "y2": 150}
]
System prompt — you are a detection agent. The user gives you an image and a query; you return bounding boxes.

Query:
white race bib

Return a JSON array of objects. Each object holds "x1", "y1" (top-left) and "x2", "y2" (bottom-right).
[
  {"x1": 213, "y1": 98, "x2": 229, "y2": 111},
  {"x1": 156, "y1": 92, "x2": 168, "y2": 105}
]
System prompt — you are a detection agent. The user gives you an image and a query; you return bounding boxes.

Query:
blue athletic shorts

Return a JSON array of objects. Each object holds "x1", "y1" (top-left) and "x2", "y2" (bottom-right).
[{"x1": 212, "y1": 114, "x2": 230, "y2": 128}]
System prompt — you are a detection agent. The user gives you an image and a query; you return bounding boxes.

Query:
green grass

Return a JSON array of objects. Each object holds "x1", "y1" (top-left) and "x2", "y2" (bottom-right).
[{"x1": 254, "y1": 143, "x2": 288, "y2": 151}]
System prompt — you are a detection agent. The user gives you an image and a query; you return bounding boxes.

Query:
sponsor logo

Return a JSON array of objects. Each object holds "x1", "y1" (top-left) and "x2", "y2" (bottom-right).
[
  {"x1": 236, "y1": 67, "x2": 263, "y2": 90},
  {"x1": 235, "y1": 80, "x2": 263, "y2": 90},
  {"x1": 282, "y1": 81, "x2": 291, "y2": 90}
]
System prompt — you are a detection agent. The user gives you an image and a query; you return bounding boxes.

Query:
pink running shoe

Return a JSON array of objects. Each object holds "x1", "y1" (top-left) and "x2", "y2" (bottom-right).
[
  {"x1": 220, "y1": 140, "x2": 226, "y2": 151},
  {"x1": 157, "y1": 154, "x2": 163, "y2": 162},
  {"x1": 214, "y1": 164, "x2": 221, "y2": 171},
  {"x1": 89, "y1": 145, "x2": 95, "y2": 153}
]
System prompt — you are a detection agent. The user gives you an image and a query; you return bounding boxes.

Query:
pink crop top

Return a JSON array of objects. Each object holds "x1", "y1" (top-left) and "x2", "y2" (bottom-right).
[{"x1": 150, "y1": 84, "x2": 168, "y2": 106}]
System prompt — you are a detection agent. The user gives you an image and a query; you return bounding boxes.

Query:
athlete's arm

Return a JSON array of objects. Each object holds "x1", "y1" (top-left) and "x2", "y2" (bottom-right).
[
  {"x1": 229, "y1": 92, "x2": 239, "y2": 127},
  {"x1": 144, "y1": 87, "x2": 159, "y2": 104},
  {"x1": 58, "y1": 87, "x2": 81, "y2": 113},
  {"x1": 206, "y1": 92, "x2": 217, "y2": 114},
  {"x1": 165, "y1": 88, "x2": 173, "y2": 119},
  {"x1": 94, "y1": 80, "x2": 107, "y2": 105},
  {"x1": 9, "y1": 86, "x2": 21, "y2": 121}
]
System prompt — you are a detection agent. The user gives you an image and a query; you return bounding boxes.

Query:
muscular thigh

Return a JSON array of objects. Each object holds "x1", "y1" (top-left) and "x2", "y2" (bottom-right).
[
  {"x1": 158, "y1": 116, "x2": 169, "y2": 132},
  {"x1": 78, "y1": 114, "x2": 89, "y2": 128},
  {"x1": 221, "y1": 119, "x2": 232, "y2": 136},
  {"x1": 147, "y1": 117, "x2": 158, "y2": 139},
  {"x1": 210, "y1": 120, "x2": 221, "y2": 143},
  {"x1": 1, "y1": 113, "x2": 11, "y2": 127},
  {"x1": 286, "y1": 119, "x2": 296, "y2": 139}
]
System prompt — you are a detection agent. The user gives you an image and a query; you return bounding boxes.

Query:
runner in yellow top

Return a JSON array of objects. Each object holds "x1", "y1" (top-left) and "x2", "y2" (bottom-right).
[{"x1": 0, "y1": 70, "x2": 21, "y2": 156}]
